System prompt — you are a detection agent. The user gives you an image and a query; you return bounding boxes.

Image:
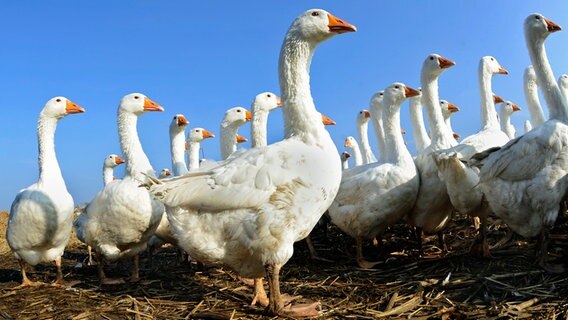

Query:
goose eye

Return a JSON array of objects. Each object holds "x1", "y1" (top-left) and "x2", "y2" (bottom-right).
[
  {"x1": 267, "y1": 94, "x2": 271, "y2": 97},
  {"x1": 535, "y1": 15, "x2": 541, "y2": 20},
  {"x1": 237, "y1": 109, "x2": 241, "y2": 112},
  {"x1": 56, "y1": 98, "x2": 61, "y2": 102},
  {"x1": 311, "y1": 11, "x2": 319, "y2": 16},
  {"x1": 490, "y1": 57, "x2": 494, "y2": 61},
  {"x1": 134, "y1": 96, "x2": 139, "y2": 99},
  {"x1": 395, "y1": 85, "x2": 400, "y2": 89},
  {"x1": 429, "y1": 56, "x2": 434, "y2": 61}
]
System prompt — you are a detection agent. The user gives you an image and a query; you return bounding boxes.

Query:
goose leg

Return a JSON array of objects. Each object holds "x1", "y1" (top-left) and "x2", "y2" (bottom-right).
[
  {"x1": 15, "y1": 260, "x2": 42, "y2": 288},
  {"x1": 130, "y1": 254, "x2": 140, "y2": 282},
  {"x1": 251, "y1": 278, "x2": 269, "y2": 307},
  {"x1": 537, "y1": 228, "x2": 565, "y2": 273},
  {"x1": 437, "y1": 231, "x2": 448, "y2": 254},
  {"x1": 415, "y1": 227, "x2": 424, "y2": 257},
  {"x1": 265, "y1": 263, "x2": 320, "y2": 317},
  {"x1": 305, "y1": 236, "x2": 332, "y2": 262},
  {"x1": 356, "y1": 237, "x2": 381, "y2": 269},
  {"x1": 469, "y1": 216, "x2": 491, "y2": 258},
  {"x1": 51, "y1": 256, "x2": 65, "y2": 286},
  {"x1": 96, "y1": 252, "x2": 124, "y2": 285}
]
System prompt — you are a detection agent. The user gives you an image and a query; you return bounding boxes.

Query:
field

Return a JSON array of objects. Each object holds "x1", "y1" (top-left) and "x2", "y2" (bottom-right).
[{"x1": 1, "y1": 210, "x2": 568, "y2": 319}]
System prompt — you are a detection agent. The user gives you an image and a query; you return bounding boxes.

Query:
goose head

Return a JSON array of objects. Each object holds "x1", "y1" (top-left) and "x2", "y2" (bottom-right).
[
  {"x1": 341, "y1": 151, "x2": 351, "y2": 161},
  {"x1": 408, "y1": 87, "x2": 422, "y2": 104},
  {"x1": 104, "y1": 154, "x2": 125, "y2": 168},
  {"x1": 119, "y1": 93, "x2": 163, "y2": 115},
  {"x1": 383, "y1": 82, "x2": 420, "y2": 108},
  {"x1": 440, "y1": 100, "x2": 460, "y2": 119},
  {"x1": 222, "y1": 107, "x2": 252, "y2": 128},
  {"x1": 253, "y1": 92, "x2": 281, "y2": 114},
  {"x1": 188, "y1": 127, "x2": 215, "y2": 144},
  {"x1": 41, "y1": 96, "x2": 85, "y2": 119},
  {"x1": 356, "y1": 109, "x2": 371, "y2": 124},
  {"x1": 236, "y1": 134, "x2": 248, "y2": 144},
  {"x1": 558, "y1": 74, "x2": 568, "y2": 92},
  {"x1": 369, "y1": 91, "x2": 384, "y2": 117},
  {"x1": 500, "y1": 101, "x2": 522, "y2": 115},
  {"x1": 288, "y1": 9, "x2": 356, "y2": 43},
  {"x1": 480, "y1": 56, "x2": 508, "y2": 77},
  {"x1": 170, "y1": 114, "x2": 189, "y2": 135},
  {"x1": 344, "y1": 136, "x2": 358, "y2": 148},
  {"x1": 159, "y1": 168, "x2": 171, "y2": 179},
  {"x1": 422, "y1": 54, "x2": 455, "y2": 79},
  {"x1": 525, "y1": 13, "x2": 562, "y2": 42}
]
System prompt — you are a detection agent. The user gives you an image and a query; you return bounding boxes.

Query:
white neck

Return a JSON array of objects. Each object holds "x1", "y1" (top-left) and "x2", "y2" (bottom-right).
[
  {"x1": 357, "y1": 119, "x2": 376, "y2": 164},
  {"x1": 479, "y1": 66, "x2": 500, "y2": 129},
  {"x1": 37, "y1": 115, "x2": 64, "y2": 187},
  {"x1": 499, "y1": 109, "x2": 515, "y2": 139},
  {"x1": 421, "y1": 72, "x2": 454, "y2": 146},
  {"x1": 279, "y1": 35, "x2": 330, "y2": 146},
  {"x1": 251, "y1": 109, "x2": 269, "y2": 148},
  {"x1": 444, "y1": 116, "x2": 453, "y2": 133},
  {"x1": 220, "y1": 124, "x2": 239, "y2": 160},
  {"x1": 370, "y1": 100, "x2": 386, "y2": 162},
  {"x1": 170, "y1": 126, "x2": 188, "y2": 176},
  {"x1": 187, "y1": 141, "x2": 201, "y2": 171},
  {"x1": 341, "y1": 159, "x2": 349, "y2": 170},
  {"x1": 347, "y1": 142, "x2": 363, "y2": 166},
  {"x1": 383, "y1": 99, "x2": 413, "y2": 165},
  {"x1": 527, "y1": 30, "x2": 568, "y2": 121},
  {"x1": 118, "y1": 110, "x2": 154, "y2": 181},
  {"x1": 409, "y1": 96, "x2": 430, "y2": 153},
  {"x1": 524, "y1": 69, "x2": 546, "y2": 126},
  {"x1": 103, "y1": 166, "x2": 114, "y2": 185}
]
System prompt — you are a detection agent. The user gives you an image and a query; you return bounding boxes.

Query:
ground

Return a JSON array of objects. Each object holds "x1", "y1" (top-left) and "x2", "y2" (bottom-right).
[{"x1": 0, "y1": 210, "x2": 567, "y2": 319}]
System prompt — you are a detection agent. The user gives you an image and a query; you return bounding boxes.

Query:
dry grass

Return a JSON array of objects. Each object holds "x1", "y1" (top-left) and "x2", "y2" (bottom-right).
[{"x1": 0, "y1": 210, "x2": 568, "y2": 319}]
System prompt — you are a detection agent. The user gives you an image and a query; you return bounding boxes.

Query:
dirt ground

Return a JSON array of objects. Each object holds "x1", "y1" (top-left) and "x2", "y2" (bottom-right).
[{"x1": 0, "y1": 210, "x2": 568, "y2": 319}]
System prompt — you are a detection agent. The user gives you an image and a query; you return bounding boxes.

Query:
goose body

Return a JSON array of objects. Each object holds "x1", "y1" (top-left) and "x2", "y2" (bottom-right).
[{"x1": 7, "y1": 97, "x2": 84, "y2": 286}]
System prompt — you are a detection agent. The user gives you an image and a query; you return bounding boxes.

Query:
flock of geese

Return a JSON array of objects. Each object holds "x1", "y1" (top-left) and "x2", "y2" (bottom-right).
[{"x1": 5, "y1": 8, "x2": 568, "y2": 317}]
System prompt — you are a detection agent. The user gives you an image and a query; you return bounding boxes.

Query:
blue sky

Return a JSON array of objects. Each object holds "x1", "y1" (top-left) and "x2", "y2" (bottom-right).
[{"x1": 2, "y1": 1, "x2": 568, "y2": 209}]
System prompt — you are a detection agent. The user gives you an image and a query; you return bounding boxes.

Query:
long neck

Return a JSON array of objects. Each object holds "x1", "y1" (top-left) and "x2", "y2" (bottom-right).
[
  {"x1": 370, "y1": 103, "x2": 386, "y2": 162},
  {"x1": 383, "y1": 102, "x2": 412, "y2": 165},
  {"x1": 170, "y1": 127, "x2": 188, "y2": 176},
  {"x1": 103, "y1": 166, "x2": 114, "y2": 185},
  {"x1": 479, "y1": 67, "x2": 500, "y2": 129},
  {"x1": 499, "y1": 109, "x2": 514, "y2": 139},
  {"x1": 118, "y1": 110, "x2": 154, "y2": 181},
  {"x1": 348, "y1": 143, "x2": 363, "y2": 166},
  {"x1": 187, "y1": 141, "x2": 201, "y2": 171},
  {"x1": 341, "y1": 159, "x2": 349, "y2": 170},
  {"x1": 357, "y1": 120, "x2": 375, "y2": 164},
  {"x1": 444, "y1": 116, "x2": 453, "y2": 133},
  {"x1": 279, "y1": 36, "x2": 328, "y2": 145},
  {"x1": 422, "y1": 73, "x2": 454, "y2": 146},
  {"x1": 220, "y1": 124, "x2": 238, "y2": 160},
  {"x1": 524, "y1": 71, "x2": 546, "y2": 126},
  {"x1": 527, "y1": 33, "x2": 568, "y2": 121},
  {"x1": 37, "y1": 115, "x2": 64, "y2": 186},
  {"x1": 409, "y1": 97, "x2": 431, "y2": 153},
  {"x1": 251, "y1": 110, "x2": 269, "y2": 148}
]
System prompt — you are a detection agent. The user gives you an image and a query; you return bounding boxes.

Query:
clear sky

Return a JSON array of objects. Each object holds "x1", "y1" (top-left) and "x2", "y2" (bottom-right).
[{"x1": 2, "y1": 1, "x2": 568, "y2": 209}]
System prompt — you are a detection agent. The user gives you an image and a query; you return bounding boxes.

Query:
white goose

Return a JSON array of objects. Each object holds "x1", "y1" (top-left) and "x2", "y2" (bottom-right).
[
  {"x1": 187, "y1": 127, "x2": 215, "y2": 171},
  {"x1": 499, "y1": 101, "x2": 522, "y2": 139},
  {"x1": 82, "y1": 93, "x2": 164, "y2": 284},
  {"x1": 524, "y1": 65, "x2": 546, "y2": 128},
  {"x1": 524, "y1": 120, "x2": 533, "y2": 133},
  {"x1": 220, "y1": 107, "x2": 252, "y2": 160},
  {"x1": 75, "y1": 154, "x2": 124, "y2": 266},
  {"x1": 251, "y1": 92, "x2": 281, "y2": 148},
  {"x1": 409, "y1": 88, "x2": 430, "y2": 153},
  {"x1": 7, "y1": 97, "x2": 85, "y2": 287},
  {"x1": 143, "y1": 9, "x2": 355, "y2": 317},
  {"x1": 159, "y1": 168, "x2": 171, "y2": 178},
  {"x1": 329, "y1": 83, "x2": 420, "y2": 268},
  {"x1": 558, "y1": 74, "x2": 568, "y2": 100},
  {"x1": 440, "y1": 99, "x2": 460, "y2": 141},
  {"x1": 356, "y1": 109, "x2": 377, "y2": 164},
  {"x1": 340, "y1": 151, "x2": 351, "y2": 170},
  {"x1": 344, "y1": 136, "x2": 363, "y2": 166},
  {"x1": 406, "y1": 54, "x2": 456, "y2": 254},
  {"x1": 474, "y1": 14, "x2": 567, "y2": 272},
  {"x1": 369, "y1": 91, "x2": 386, "y2": 162}
]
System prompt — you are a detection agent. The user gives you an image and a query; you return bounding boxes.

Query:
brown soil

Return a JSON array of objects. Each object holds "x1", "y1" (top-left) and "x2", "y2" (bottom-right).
[{"x1": 0, "y1": 210, "x2": 567, "y2": 319}]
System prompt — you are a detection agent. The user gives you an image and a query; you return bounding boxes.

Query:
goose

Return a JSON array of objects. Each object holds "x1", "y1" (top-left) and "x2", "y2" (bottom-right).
[
  {"x1": 558, "y1": 74, "x2": 568, "y2": 100},
  {"x1": 187, "y1": 127, "x2": 215, "y2": 171},
  {"x1": 82, "y1": 93, "x2": 164, "y2": 284},
  {"x1": 159, "y1": 168, "x2": 171, "y2": 179},
  {"x1": 524, "y1": 66, "x2": 546, "y2": 127},
  {"x1": 143, "y1": 9, "x2": 355, "y2": 317},
  {"x1": 7, "y1": 97, "x2": 85, "y2": 287},
  {"x1": 369, "y1": 91, "x2": 386, "y2": 162},
  {"x1": 340, "y1": 151, "x2": 351, "y2": 170},
  {"x1": 75, "y1": 154, "x2": 124, "y2": 266},
  {"x1": 524, "y1": 120, "x2": 533, "y2": 132},
  {"x1": 356, "y1": 109, "x2": 377, "y2": 164},
  {"x1": 499, "y1": 101, "x2": 522, "y2": 139},
  {"x1": 409, "y1": 88, "x2": 430, "y2": 153},
  {"x1": 220, "y1": 107, "x2": 252, "y2": 160},
  {"x1": 440, "y1": 99, "x2": 460, "y2": 141},
  {"x1": 431, "y1": 56, "x2": 509, "y2": 257},
  {"x1": 405, "y1": 54, "x2": 456, "y2": 255},
  {"x1": 344, "y1": 136, "x2": 363, "y2": 166},
  {"x1": 328, "y1": 83, "x2": 420, "y2": 268},
  {"x1": 472, "y1": 14, "x2": 568, "y2": 272},
  {"x1": 251, "y1": 92, "x2": 281, "y2": 148}
]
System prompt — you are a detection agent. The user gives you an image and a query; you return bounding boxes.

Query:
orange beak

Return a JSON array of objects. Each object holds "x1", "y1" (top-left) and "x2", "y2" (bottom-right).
[
  {"x1": 321, "y1": 114, "x2": 336, "y2": 126},
  {"x1": 363, "y1": 110, "x2": 371, "y2": 118},
  {"x1": 202, "y1": 129, "x2": 215, "y2": 139},
  {"x1": 512, "y1": 104, "x2": 521, "y2": 112},
  {"x1": 343, "y1": 151, "x2": 351, "y2": 159},
  {"x1": 453, "y1": 132, "x2": 460, "y2": 140},
  {"x1": 497, "y1": 66, "x2": 509, "y2": 75},
  {"x1": 404, "y1": 86, "x2": 420, "y2": 98},
  {"x1": 65, "y1": 99, "x2": 85, "y2": 114},
  {"x1": 493, "y1": 94, "x2": 504, "y2": 104},
  {"x1": 327, "y1": 13, "x2": 357, "y2": 34},
  {"x1": 143, "y1": 97, "x2": 164, "y2": 112},
  {"x1": 545, "y1": 18, "x2": 562, "y2": 32},
  {"x1": 448, "y1": 103, "x2": 460, "y2": 113},
  {"x1": 114, "y1": 156, "x2": 125, "y2": 165},
  {"x1": 276, "y1": 96, "x2": 282, "y2": 107},
  {"x1": 177, "y1": 115, "x2": 189, "y2": 126},
  {"x1": 245, "y1": 110, "x2": 252, "y2": 121},
  {"x1": 235, "y1": 134, "x2": 248, "y2": 144},
  {"x1": 344, "y1": 139, "x2": 352, "y2": 147},
  {"x1": 437, "y1": 56, "x2": 456, "y2": 69},
  {"x1": 164, "y1": 170, "x2": 171, "y2": 176}
]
